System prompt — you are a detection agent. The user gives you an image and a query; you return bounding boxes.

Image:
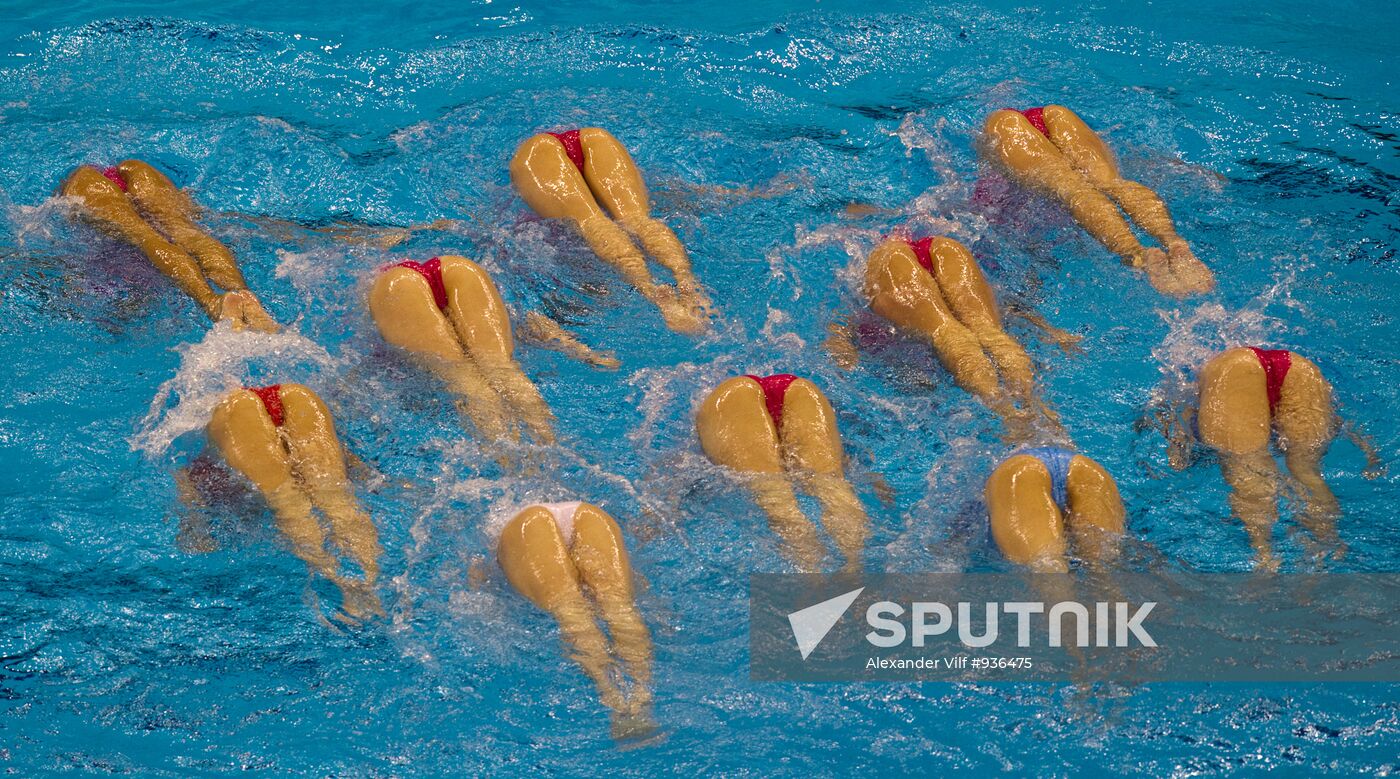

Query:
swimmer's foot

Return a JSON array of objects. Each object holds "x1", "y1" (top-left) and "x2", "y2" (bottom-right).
[
  {"x1": 652, "y1": 286, "x2": 707, "y2": 335},
  {"x1": 680, "y1": 283, "x2": 718, "y2": 325},
  {"x1": 1252, "y1": 551, "x2": 1280, "y2": 574},
  {"x1": 335, "y1": 580, "x2": 385, "y2": 623},
  {"x1": 218, "y1": 290, "x2": 280, "y2": 333},
  {"x1": 610, "y1": 709, "x2": 662, "y2": 745},
  {"x1": 1167, "y1": 241, "x2": 1216, "y2": 295},
  {"x1": 1143, "y1": 245, "x2": 1215, "y2": 297},
  {"x1": 823, "y1": 323, "x2": 859, "y2": 371}
]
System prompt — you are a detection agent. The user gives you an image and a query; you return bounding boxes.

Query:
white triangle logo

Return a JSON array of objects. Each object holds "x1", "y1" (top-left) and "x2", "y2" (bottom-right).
[{"x1": 787, "y1": 587, "x2": 864, "y2": 660}]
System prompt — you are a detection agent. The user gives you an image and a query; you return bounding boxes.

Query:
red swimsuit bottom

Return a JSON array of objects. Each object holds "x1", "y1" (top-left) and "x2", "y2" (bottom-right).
[
  {"x1": 743, "y1": 373, "x2": 799, "y2": 430},
  {"x1": 548, "y1": 129, "x2": 587, "y2": 174},
  {"x1": 246, "y1": 384, "x2": 285, "y2": 427},
  {"x1": 904, "y1": 236, "x2": 935, "y2": 273},
  {"x1": 391, "y1": 257, "x2": 449, "y2": 311},
  {"x1": 1019, "y1": 106, "x2": 1049, "y2": 136},
  {"x1": 99, "y1": 166, "x2": 129, "y2": 190},
  {"x1": 1247, "y1": 347, "x2": 1292, "y2": 414}
]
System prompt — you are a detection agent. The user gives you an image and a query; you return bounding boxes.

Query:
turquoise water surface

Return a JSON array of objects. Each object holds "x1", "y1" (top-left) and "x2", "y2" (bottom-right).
[{"x1": 1, "y1": 0, "x2": 1398, "y2": 774}]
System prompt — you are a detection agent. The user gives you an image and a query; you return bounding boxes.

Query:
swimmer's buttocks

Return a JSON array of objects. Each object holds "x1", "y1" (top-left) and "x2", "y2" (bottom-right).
[
  {"x1": 904, "y1": 236, "x2": 935, "y2": 273},
  {"x1": 1246, "y1": 347, "x2": 1292, "y2": 414},
  {"x1": 389, "y1": 258, "x2": 448, "y2": 311},
  {"x1": 743, "y1": 373, "x2": 799, "y2": 430},
  {"x1": 547, "y1": 129, "x2": 587, "y2": 174},
  {"x1": 246, "y1": 384, "x2": 285, "y2": 427},
  {"x1": 100, "y1": 166, "x2": 129, "y2": 191},
  {"x1": 1019, "y1": 107, "x2": 1049, "y2": 136}
]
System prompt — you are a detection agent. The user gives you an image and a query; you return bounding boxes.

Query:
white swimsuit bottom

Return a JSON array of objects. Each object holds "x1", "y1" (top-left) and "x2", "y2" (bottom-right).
[{"x1": 531, "y1": 501, "x2": 583, "y2": 545}]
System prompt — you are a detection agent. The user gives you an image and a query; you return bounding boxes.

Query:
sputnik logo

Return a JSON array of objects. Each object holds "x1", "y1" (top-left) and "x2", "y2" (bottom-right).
[{"x1": 787, "y1": 587, "x2": 864, "y2": 660}]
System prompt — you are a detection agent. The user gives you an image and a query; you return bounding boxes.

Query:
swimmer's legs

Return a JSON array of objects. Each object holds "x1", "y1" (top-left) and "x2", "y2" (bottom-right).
[
  {"x1": 865, "y1": 240, "x2": 1019, "y2": 427},
  {"x1": 696, "y1": 378, "x2": 824, "y2": 571},
  {"x1": 207, "y1": 390, "x2": 342, "y2": 586},
  {"x1": 61, "y1": 166, "x2": 222, "y2": 319},
  {"x1": 116, "y1": 160, "x2": 280, "y2": 331},
  {"x1": 278, "y1": 384, "x2": 383, "y2": 617},
  {"x1": 984, "y1": 454, "x2": 1068, "y2": 572},
  {"x1": 438, "y1": 256, "x2": 556, "y2": 444},
  {"x1": 1198, "y1": 348, "x2": 1280, "y2": 569},
  {"x1": 578, "y1": 128, "x2": 712, "y2": 318},
  {"x1": 1273, "y1": 354, "x2": 1341, "y2": 555},
  {"x1": 1063, "y1": 455, "x2": 1126, "y2": 564},
  {"x1": 567, "y1": 504, "x2": 654, "y2": 727},
  {"x1": 1039, "y1": 106, "x2": 1214, "y2": 294},
  {"x1": 115, "y1": 160, "x2": 246, "y2": 291},
  {"x1": 926, "y1": 237, "x2": 1039, "y2": 402},
  {"x1": 775, "y1": 379, "x2": 869, "y2": 572},
  {"x1": 368, "y1": 267, "x2": 515, "y2": 442},
  {"x1": 983, "y1": 111, "x2": 1161, "y2": 273},
  {"x1": 510, "y1": 135, "x2": 691, "y2": 331},
  {"x1": 498, "y1": 507, "x2": 629, "y2": 717}
]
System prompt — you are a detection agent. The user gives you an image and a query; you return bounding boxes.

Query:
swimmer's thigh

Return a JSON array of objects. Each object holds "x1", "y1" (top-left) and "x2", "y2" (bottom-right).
[
  {"x1": 1197, "y1": 348, "x2": 1272, "y2": 455},
  {"x1": 695, "y1": 377, "x2": 785, "y2": 474},
  {"x1": 277, "y1": 384, "x2": 350, "y2": 485},
  {"x1": 984, "y1": 455, "x2": 1066, "y2": 566},
  {"x1": 1273, "y1": 353, "x2": 1335, "y2": 451},
  {"x1": 777, "y1": 378, "x2": 846, "y2": 474},
  {"x1": 509, "y1": 134, "x2": 604, "y2": 222},
  {"x1": 498, "y1": 506, "x2": 584, "y2": 610},
  {"x1": 368, "y1": 266, "x2": 467, "y2": 361},
  {"x1": 439, "y1": 256, "x2": 515, "y2": 360},
  {"x1": 927, "y1": 237, "x2": 1002, "y2": 328},
  {"x1": 1064, "y1": 455, "x2": 1126, "y2": 554},
  {"x1": 1040, "y1": 105, "x2": 1120, "y2": 183},
  {"x1": 577, "y1": 128, "x2": 651, "y2": 220}
]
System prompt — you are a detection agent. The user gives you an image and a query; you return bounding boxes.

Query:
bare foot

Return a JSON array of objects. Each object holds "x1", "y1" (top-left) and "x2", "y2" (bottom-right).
[
  {"x1": 1167, "y1": 242, "x2": 1216, "y2": 294},
  {"x1": 331, "y1": 579, "x2": 385, "y2": 624},
  {"x1": 611, "y1": 710, "x2": 661, "y2": 745},
  {"x1": 218, "y1": 290, "x2": 280, "y2": 333},
  {"x1": 653, "y1": 286, "x2": 708, "y2": 335},
  {"x1": 680, "y1": 283, "x2": 718, "y2": 324}
]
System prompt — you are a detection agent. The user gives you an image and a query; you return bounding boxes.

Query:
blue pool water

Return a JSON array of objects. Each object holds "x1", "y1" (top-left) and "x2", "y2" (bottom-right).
[{"x1": 2, "y1": 0, "x2": 1398, "y2": 774}]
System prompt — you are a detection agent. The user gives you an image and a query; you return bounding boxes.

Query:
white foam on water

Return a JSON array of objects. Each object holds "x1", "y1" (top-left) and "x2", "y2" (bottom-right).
[
  {"x1": 1148, "y1": 263, "x2": 1303, "y2": 407},
  {"x1": 129, "y1": 320, "x2": 343, "y2": 458}
]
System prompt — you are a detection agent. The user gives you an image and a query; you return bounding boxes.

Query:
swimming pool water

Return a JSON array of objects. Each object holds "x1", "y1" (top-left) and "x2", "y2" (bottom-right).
[{"x1": 1, "y1": 0, "x2": 1397, "y2": 774}]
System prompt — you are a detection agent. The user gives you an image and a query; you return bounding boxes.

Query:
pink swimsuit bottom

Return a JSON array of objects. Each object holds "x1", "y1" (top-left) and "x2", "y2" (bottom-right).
[
  {"x1": 548, "y1": 129, "x2": 587, "y2": 174},
  {"x1": 743, "y1": 373, "x2": 800, "y2": 430},
  {"x1": 1247, "y1": 347, "x2": 1292, "y2": 414}
]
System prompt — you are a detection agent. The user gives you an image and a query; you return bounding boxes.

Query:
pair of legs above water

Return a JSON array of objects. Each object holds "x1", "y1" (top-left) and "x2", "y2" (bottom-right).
[
  {"x1": 369, "y1": 255, "x2": 555, "y2": 445},
  {"x1": 984, "y1": 448, "x2": 1126, "y2": 572},
  {"x1": 60, "y1": 160, "x2": 278, "y2": 331},
  {"x1": 696, "y1": 374, "x2": 869, "y2": 572},
  {"x1": 510, "y1": 127, "x2": 712, "y2": 334},
  {"x1": 982, "y1": 105, "x2": 1215, "y2": 297},
  {"x1": 206, "y1": 383, "x2": 383, "y2": 620},
  {"x1": 863, "y1": 235, "x2": 1059, "y2": 438},
  {"x1": 1195, "y1": 347, "x2": 1339, "y2": 569},
  {"x1": 497, "y1": 501, "x2": 655, "y2": 741}
]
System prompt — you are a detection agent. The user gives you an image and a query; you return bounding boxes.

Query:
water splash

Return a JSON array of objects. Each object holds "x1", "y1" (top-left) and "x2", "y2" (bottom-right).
[{"x1": 130, "y1": 321, "x2": 343, "y2": 458}]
